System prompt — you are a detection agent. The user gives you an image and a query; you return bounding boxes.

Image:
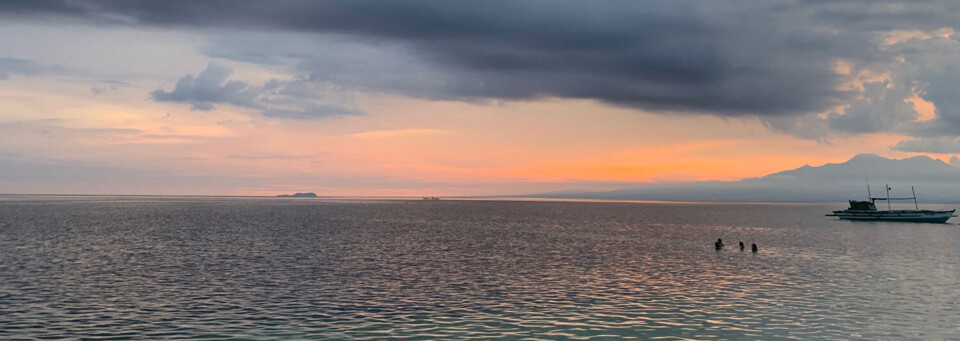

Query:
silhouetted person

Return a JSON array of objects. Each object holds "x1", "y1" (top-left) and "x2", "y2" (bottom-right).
[
  {"x1": 751, "y1": 243, "x2": 758, "y2": 253},
  {"x1": 715, "y1": 238, "x2": 724, "y2": 250},
  {"x1": 739, "y1": 241, "x2": 745, "y2": 251}
]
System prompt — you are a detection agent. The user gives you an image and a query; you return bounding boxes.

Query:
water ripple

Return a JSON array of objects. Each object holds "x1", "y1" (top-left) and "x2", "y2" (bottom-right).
[{"x1": 2, "y1": 197, "x2": 960, "y2": 339}]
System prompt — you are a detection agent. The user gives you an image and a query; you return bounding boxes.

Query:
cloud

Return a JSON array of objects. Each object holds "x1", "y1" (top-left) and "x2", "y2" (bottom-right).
[
  {"x1": 151, "y1": 63, "x2": 258, "y2": 110},
  {"x1": 90, "y1": 80, "x2": 125, "y2": 95},
  {"x1": 260, "y1": 105, "x2": 363, "y2": 120},
  {"x1": 0, "y1": 57, "x2": 57, "y2": 79},
  {"x1": 891, "y1": 137, "x2": 960, "y2": 154},
  {"x1": 0, "y1": 119, "x2": 141, "y2": 137},
  {"x1": 825, "y1": 80, "x2": 918, "y2": 134},
  {"x1": 763, "y1": 33, "x2": 960, "y2": 151},
  {"x1": 227, "y1": 153, "x2": 303, "y2": 160},
  {"x1": 90, "y1": 85, "x2": 112, "y2": 94},
  {"x1": 0, "y1": 0, "x2": 931, "y2": 117},
  {"x1": 346, "y1": 129, "x2": 456, "y2": 139},
  {"x1": 913, "y1": 65, "x2": 960, "y2": 133},
  {"x1": 151, "y1": 63, "x2": 364, "y2": 119},
  {"x1": 5, "y1": 1, "x2": 960, "y2": 143}
]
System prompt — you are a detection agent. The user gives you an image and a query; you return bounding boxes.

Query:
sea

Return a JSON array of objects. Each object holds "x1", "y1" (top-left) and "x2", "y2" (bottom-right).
[{"x1": 2, "y1": 195, "x2": 960, "y2": 340}]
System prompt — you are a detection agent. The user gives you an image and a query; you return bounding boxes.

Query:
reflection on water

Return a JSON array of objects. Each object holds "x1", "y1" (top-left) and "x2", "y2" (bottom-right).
[{"x1": 2, "y1": 197, "x2": 960, "y2": 339}]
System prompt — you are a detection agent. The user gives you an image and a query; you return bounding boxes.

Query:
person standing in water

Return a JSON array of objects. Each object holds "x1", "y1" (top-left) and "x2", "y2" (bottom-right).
[
  {"x1": 751, "y1": 243, "x2": 758, "y2": 253},
  {"x1": 715, "y1": 238, "x2": 724, "y2": 250},
  {"x1": 739, "y1": 241, "x2": 745, "y2": 251}
]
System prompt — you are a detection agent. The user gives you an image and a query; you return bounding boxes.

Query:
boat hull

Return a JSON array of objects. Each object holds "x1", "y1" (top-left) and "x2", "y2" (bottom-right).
[{"x1": 827, "y1": 210, "x2": 955, "y2": 223}]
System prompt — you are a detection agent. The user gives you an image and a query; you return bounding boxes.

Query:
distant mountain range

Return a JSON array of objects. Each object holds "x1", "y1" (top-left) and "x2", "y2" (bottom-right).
[{"x1": 525, "y1": 154, "x2": 960, "y2": 203}]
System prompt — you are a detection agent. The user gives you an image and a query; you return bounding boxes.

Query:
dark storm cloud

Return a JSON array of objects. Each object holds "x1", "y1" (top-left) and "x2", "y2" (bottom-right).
[
  {"x1": 151, "y1": 63, "x2": 363, "y2": 119},
  {"x1": 6, "y1": 0, "x2": 960, "y2": 152},
  {"x1": 806, "y1": 0, "x2": 960, "y2": 32},
  {"x1": 2, "y1": 0, "x2": 936, "y2": 116}
]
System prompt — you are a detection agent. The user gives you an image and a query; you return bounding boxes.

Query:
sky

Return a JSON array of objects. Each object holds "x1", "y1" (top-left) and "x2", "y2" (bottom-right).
[{"x1": 1, "y1": 0, "x2": 960, "y2": 196}]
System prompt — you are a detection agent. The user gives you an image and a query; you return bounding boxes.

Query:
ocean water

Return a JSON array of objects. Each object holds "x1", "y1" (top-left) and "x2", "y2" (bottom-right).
[{"x1": 2, "y1": 196, "x2": 960, "y2": 340}]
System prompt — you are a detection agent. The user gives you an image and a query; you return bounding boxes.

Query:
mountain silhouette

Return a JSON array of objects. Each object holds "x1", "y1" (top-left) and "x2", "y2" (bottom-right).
[{"x1": 527, "y1": 154, "x2": 960, "y2": 203}]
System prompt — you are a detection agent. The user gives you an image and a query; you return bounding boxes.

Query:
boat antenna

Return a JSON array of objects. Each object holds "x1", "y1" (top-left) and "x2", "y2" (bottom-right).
[
  {"x1": 866, "y1": 176, "x2": 871, "y2": 199},
  {"x1": 886, "y1": 184, "x2": 891, "y2": 210},
  {"x1": 912, "y1": 185, "x2": 919, "y2": 210}
]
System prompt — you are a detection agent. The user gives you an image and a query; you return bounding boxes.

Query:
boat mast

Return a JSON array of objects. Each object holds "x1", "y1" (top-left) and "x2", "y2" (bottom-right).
[
  {"x1": 912, "y1": 186, "x2": 919, "y2": 210},
  {"x1": 886, "y1": 184, "x2": 891, "y2": 210},
  {"x1": 866, "y1": 176, "x2": 871, "y2": 199}
]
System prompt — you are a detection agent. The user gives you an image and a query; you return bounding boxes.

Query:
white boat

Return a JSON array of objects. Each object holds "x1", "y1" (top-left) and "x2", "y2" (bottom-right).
[{"x1": 826, "y1": 184, "x2": 955, "y2": 223}]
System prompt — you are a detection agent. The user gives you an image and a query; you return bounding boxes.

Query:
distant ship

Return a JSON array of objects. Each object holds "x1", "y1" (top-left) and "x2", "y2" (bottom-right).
[
  {"x1": 826, "y1": 184, "x2": 955, "y2": 223},
  {"x1": 422, "y1": 196, "x2": 440, "y2": 201}
]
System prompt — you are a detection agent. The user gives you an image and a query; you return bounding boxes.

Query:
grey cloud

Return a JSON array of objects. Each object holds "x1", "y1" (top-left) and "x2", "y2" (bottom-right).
[
  {"x1": 1, "y1": 0, "x2": 935, "y2": 117},
  {"x1": 0, "y1": 119, "x2": 142, "y2": 137},
  {"x1": 7, "y1": 0, "x2": 960, "y2": 141},
  {"x1": 90, "y1": 80, "x2": 128, "y2": 94},
  {"x1": 809, "y1": 0, "x2": 960, "y2": 32},
  {"x1": 760, "y1": 115, "x2": 832, "y2": 142},
  {"x1": 0, "y1": 57, "x2": 56, "y2": 79},
  {"x1": 762, "y1": 34, "x2": 960, "y2": 151},
  {"x1": 914, "y1": 66, "x2": 960, "y2": 133},
  {"x1": 281, "y1": 1, "x2": 857, "y2": 116},
  {"x1": 826, "y1": 80, "x2": 918, "y2": 133},
  {"x1": 892, "y1": 137, "x2": 960, "y2": 154},
  {"x1": 261, "y1": 105, "x2": 363, "y2": 120},
  {"x1": 151, "y1": 63, "x2": 258, "y2": 110},
  {"x1": 874, "y1": 38, "x2": 960, "y2": 152},
  {"x1": 151, "y1": 63, "x2": 364, "y2": 119}
]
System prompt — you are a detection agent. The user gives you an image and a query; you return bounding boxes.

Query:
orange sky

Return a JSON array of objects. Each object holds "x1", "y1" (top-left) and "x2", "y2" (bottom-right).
[{"x1": 0, "y1": 75, "x2": 943, "y2": 196}]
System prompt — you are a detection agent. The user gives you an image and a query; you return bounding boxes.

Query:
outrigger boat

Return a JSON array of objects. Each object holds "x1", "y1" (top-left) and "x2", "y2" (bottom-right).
[{"x1": 826, "y1": 183, "x2": 955, "y2": 223}]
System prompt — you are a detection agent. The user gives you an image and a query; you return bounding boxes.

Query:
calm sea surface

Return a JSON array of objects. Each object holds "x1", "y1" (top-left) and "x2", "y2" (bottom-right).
[{"x1": 2, "y1": 196, "x2": 960, "y2": 339}]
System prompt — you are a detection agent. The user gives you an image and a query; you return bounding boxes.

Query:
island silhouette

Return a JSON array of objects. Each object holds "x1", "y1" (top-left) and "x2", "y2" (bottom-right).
[{"x1": 276, "y1": 192, "x2": 318, "y2": 198}]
